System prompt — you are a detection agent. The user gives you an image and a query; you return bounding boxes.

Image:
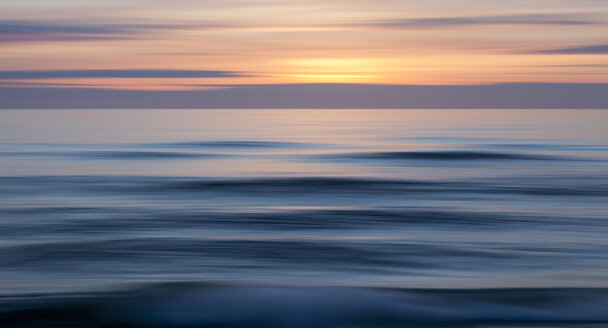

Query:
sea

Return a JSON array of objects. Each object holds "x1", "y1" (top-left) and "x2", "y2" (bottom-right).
[{"x1": 0, "y1": 109, "x2": 607, "y2": 327}]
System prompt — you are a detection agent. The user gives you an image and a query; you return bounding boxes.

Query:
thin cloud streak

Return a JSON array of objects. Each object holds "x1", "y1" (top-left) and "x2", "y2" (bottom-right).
[
  {"x1": 526, "y1": 64, "x2": 608, "y2": 68},
  {"x1": 0, "y1": 69, "x2": 248, "y2": 79},
  {"x1": 361, "y1": 14, "x2": 600, "y2": 29},
  {"x1": 0, "y1": 20, "x2": 222, "y2": 43},
  {"x1": 0, "y1": 34, "x2": 136, "y2": 43},
  {"x1": 0, "y1": 21, "x2": 137, "y2": 43},
  {"x1": 528, "y1": 44, "x2": 608, "y2": 54},
  {"x1": 0, "y1": 14, "x2": 601, "y2": 44},
  {"x1": 0, "y1": 81, "x2": 106, "y2": 86},
  {"x1": 0, "y1": 21, "x2": 135, "y2": 35}
]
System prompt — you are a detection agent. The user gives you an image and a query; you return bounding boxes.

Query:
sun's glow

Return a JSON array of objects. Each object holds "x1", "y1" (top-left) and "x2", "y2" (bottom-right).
[
  {"x1": 281, "y1": 58, "x2": 388, "y2": 83},
  {"x1": 285, "y1": 74, "x2": 379, "y2": 83}
]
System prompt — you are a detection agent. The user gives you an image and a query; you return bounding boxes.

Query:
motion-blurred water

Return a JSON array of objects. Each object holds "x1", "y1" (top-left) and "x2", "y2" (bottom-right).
[{"x1": 1, "y1": 109, "x2": 607, "y2": 327}]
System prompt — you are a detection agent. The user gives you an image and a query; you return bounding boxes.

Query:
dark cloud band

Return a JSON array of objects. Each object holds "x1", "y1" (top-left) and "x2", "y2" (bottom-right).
[
  {"x1": 0, "y1": 69, "x2": 247, "y2": 79},
  {"x1": 0, "y1": 20, "x2": 214, "y2": 43},
  {"x1": 364, "y1": 14, "x2": 598, "y2": 28},
  {"x1": 529, "y1": 44, "x2": 608, "y2": 54}
]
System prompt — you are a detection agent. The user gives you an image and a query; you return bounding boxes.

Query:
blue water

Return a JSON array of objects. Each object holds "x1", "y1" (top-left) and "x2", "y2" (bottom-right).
[{"x1": 1, "y1": 109, "x2": 607, "y2": 327}]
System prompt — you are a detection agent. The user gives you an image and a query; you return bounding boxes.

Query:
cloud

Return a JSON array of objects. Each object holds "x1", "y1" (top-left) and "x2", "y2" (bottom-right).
[
  {"x1": 0, "y1": 81, "x2": 105, "y2": 86},
  {"x1": 0, "y1": 21, "x2": 130, "y2": 35},
  {"x1": 0, "y1": 20, "x2": 218, "y2": 43},
  {"x1": 364, "y1": 14, "x2": 599, "y2": 29},
  {"x1": 0, "y1": 69, "x2": 247, "y2": 79},
  {"x1": 528, "y1": 44, "x2": 608, "y2": 54},
  {"x1": 533, "y1": 64, "x2": 608, "y2": 68},
  {"x1": 0, "y1": 21, "x2": 132, "y2": 43}
]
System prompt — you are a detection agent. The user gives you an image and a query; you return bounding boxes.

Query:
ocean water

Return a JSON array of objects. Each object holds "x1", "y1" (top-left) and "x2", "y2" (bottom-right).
[{"x1": 0, "y1": 108, "x2": 607, "y2": 327}]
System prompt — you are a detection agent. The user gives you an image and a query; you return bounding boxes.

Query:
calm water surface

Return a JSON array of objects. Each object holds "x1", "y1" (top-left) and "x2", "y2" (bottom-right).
[{"x1": 1, "y1": 109, "x2": 607, "y2": 327}]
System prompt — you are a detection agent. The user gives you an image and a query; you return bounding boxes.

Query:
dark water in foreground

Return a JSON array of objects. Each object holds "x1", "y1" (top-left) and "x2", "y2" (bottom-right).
[{"x1": 1, "y1": 109, "x2": 607, "y2": 327}]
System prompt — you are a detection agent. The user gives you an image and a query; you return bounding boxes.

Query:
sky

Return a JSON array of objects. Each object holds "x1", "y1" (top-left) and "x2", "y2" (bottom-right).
[{"x1": 0, "y1": 0, "x2": 607, "y2": 108}]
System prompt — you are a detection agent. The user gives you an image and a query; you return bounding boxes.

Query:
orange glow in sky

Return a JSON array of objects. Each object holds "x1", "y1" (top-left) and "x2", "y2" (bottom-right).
[{"x1": 1, "y1": 0, "x2": 607, "y2": 90}]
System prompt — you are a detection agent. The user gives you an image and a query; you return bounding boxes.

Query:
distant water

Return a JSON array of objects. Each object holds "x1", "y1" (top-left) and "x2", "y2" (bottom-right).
[{"x1": 1, "y1": 109, "x2": 607, "y2": 327}]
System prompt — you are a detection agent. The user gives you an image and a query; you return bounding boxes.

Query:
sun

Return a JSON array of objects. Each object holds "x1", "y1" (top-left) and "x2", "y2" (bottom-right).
[{"x1": 281, "y1": 58, "x2": 385, "y2": 83}]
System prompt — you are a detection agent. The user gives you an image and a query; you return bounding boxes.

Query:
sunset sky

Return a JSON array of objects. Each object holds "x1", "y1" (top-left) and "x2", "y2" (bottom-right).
[{"x1": 1, "y1": 0, "x2": 607, "y2": 107}]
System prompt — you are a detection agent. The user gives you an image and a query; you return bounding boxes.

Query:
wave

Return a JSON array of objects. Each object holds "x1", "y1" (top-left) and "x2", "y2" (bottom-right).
[
  {"x1": 81, "y1": 151, "x2": 215, "y2": 159},
  {"x1": 4, "y1": 233, "x2": 602, "y2": 276},
  {"x1": 3, "y1": 237, "x2": 494, "y2": 270},
  {"x1": 141, "y1": 177, "x2": 608, "y2": 197},
  {"x1": 0, "y1": 150, "x2": 218, "y2": 159},
  {"x1": 482, "y1": 143, "x2": 608, "y2": 151},
  {"x1": 2, "y1": 176, "x2": 607, "y2": 197},
  {"x1": 332, "y1": 150, "x2": 565, "y2": 161},
  {"x1": 0, "y1": 240, "x2": 364, "y2": 272},
  {"x1": 2, "y1": 283, "x2": 608, "y2": 327},
  {"x1": 0, "y1": 206, "x2": 594, "y2": 236},
  {"x1": 162, "y1": 140, "x2": 304, "y2": 148}
]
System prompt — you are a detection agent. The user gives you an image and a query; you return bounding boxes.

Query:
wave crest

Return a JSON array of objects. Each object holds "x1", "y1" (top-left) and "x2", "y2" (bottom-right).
[{"x1": 2, "y1": 283, "x2": 608, "y2": 328}]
